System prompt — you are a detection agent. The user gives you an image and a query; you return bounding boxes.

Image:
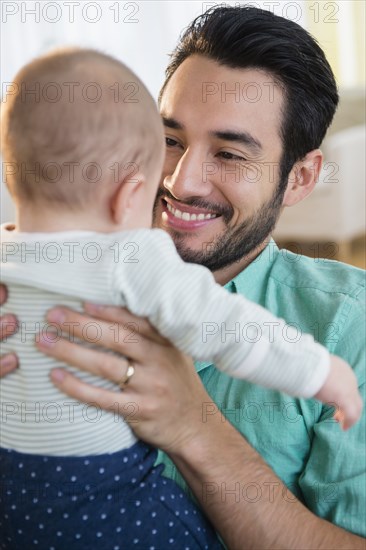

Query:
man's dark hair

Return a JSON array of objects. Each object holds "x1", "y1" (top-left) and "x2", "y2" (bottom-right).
[{"x1": 159, "y1": 5, "x2": 339, "y2": 193}]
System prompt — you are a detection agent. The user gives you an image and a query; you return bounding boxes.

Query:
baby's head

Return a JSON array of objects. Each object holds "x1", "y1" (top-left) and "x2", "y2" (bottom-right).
[{"x1": 1, "y1": 48, "x2": 164, "y2": 232}]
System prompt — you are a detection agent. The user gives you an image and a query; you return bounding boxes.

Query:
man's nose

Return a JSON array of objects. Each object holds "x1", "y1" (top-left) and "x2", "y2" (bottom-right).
[{"x1": 163, "y1": 148, "x2": 214, "y2": 200}]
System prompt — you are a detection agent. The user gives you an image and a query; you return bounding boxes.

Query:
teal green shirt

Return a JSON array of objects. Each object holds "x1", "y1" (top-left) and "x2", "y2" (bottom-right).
[{"x1": 156, "y1": 241, "x2": 366, "y2": 537}]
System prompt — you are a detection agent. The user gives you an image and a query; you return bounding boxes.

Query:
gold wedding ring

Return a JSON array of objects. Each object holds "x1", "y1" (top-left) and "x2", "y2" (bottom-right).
[{"x1": 119, "y1": 360, "x2": 135, "y2": 389}]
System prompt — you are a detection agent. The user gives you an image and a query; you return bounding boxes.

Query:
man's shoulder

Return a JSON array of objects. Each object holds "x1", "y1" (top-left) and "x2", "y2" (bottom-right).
[
  {"x1": 264, "y1": 250, "x2": 365, "y2": 357},
  {"x1": 270, "y1": 249, "x2": 365, "y2": 300}
]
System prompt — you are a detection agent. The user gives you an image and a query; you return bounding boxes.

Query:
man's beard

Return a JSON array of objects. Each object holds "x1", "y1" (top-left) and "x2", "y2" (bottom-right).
[{"x1": 153, "y1": 184, "x2": 285, "y2": 273}]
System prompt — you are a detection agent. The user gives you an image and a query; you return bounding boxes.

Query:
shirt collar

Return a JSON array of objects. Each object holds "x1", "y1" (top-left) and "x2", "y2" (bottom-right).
[{"x1": 225, "y1": 239, "x2": 279, "y2": 302}]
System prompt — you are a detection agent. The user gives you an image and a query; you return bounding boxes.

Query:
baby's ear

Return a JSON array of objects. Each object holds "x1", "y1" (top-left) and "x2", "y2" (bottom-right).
[{"x1": 110, "y1": 171, "x2": 145, "y2": 226}]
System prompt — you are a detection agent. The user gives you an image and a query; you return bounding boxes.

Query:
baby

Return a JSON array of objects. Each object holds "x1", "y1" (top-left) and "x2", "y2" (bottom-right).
[{"x1": 0, "y1": 48, "x2": 362, "y2": 548}]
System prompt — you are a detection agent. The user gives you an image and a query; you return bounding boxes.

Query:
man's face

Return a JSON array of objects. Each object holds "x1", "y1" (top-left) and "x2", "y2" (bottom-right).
[{"x1": 153, "y1": 55, "x2": 286, "y2": 276}]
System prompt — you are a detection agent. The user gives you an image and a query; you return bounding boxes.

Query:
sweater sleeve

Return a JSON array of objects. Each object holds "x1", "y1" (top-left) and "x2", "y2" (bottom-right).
[{"x1": 111, "y1": 229, "x2": 330, "y2": 398}]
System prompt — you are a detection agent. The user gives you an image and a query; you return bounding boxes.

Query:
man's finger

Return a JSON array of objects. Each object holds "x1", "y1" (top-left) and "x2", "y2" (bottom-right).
[
  {"x1": 49, "y1": 368, "x2": 138, "y2": 418},
  {"x1": 0, "y1": 353, "x2": 18, "y2": 377},
  {"x1": 0, "y1": 284, "x2": 8, "y2": 305},
  {"x1": 84, "y1": 303, "x2": 169, "y2": 345},
  {"x1": 36, "y1": 335, "x2": 131, "y2": 384},
  {"x1": 0, "y1": 314, "x2": 18, "y2": 341},
  {"x1": 45, "y1": 306, "x2": 155, "y2": 361}
]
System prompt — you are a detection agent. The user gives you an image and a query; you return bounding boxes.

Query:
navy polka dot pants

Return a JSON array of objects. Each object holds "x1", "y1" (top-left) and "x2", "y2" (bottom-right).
[{"x1": 0, "y1": 442, "x2": 222, "y2": 549}]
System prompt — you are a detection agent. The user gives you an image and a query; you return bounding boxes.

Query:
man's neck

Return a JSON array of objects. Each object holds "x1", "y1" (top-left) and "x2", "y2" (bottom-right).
[{"x1": 213, "y1": 239, "x2": 269, "y2": 286}]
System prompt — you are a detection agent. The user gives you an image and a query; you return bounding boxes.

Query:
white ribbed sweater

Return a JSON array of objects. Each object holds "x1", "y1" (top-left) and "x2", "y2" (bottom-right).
[{"x1": 0, "y1": 225, "x2": 330, "y2": 455}]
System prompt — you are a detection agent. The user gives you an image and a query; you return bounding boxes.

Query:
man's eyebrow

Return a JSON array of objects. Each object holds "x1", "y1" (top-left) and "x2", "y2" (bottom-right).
[
  {"x1": 161, "y1": 116, "x2": 184, "y2": 130},
  {"x1": 161, "y1": 118, "x2": 263, "y2": 153},
  {"x1": 212, "y1": 130, "x2": 262, "y2": 153}
]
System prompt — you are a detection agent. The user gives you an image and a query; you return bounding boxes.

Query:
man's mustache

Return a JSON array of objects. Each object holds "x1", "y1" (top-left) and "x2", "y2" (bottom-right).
[{"x1": 154, "y1": 188, "x2": 234, "y2": 224}]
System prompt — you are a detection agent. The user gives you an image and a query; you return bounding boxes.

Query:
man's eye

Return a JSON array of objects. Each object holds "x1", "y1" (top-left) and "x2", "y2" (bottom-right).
[
  {"x1": 219, "y1": 151, "x2": 246, "y2": 161},
  {"x1": 165, "y1": 137, "x2": 180, "y2": 147}
]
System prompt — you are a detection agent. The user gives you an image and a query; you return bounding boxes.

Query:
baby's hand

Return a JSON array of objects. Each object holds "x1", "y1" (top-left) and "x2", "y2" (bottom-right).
[{"x1": 315, "y1": 355, "x2": 363, "y2": 430}]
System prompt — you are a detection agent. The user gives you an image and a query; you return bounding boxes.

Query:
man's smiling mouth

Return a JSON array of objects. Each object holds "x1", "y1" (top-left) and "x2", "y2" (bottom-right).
[
  {"x1": 161, "y1": 198, "x2": 221, "y2": 229},
  {"x1": 166, "y1": 202, "x2": 218, "y2": 221}
]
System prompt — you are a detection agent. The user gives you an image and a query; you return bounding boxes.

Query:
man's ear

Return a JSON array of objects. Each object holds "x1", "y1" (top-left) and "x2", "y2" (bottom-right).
[
  {"x1": 110, "y1": 171, "x2": 145, "y2": 225},
  {"x1": 282, "y1": 149, "x2": 323, "y2": 207}
]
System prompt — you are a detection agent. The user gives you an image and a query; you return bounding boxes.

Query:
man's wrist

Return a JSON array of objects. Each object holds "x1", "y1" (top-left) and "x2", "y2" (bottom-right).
[{"x1": 167, "y1": 402, "x2": 250, "y2": 478}]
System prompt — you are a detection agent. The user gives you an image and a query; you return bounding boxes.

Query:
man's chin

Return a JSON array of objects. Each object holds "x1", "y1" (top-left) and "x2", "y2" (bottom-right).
[
  {"x1": 164, "y1": 227, "x2": 222, "y2": 256},
  {"x1": 173, "y1": 241, "x2": 210, "y2": 266}
]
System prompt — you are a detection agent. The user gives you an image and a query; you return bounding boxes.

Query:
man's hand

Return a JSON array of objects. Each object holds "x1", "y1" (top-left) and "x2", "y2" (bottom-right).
[
  {"x1": 36, "y1": 303, "x2": 212, "y2": 453},
  {"x1": 0, "y1": 284, "x2": 18, "y2": 377}
]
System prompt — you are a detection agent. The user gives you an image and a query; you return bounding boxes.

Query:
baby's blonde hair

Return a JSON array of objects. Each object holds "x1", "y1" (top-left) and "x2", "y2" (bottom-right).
[{"x1": 1, "y1": 48, "x2": 164, "y2": 209}]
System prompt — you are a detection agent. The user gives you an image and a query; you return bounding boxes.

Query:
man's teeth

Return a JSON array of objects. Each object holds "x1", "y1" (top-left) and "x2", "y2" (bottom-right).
[{"x1": 166, "y1": 203, "x2": 217, "y2": 221}]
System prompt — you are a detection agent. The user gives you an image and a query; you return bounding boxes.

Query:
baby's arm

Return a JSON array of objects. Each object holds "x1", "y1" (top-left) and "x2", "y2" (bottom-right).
[
  {"x1": 112, "y1": 230, "x2": 362, "y2": 427},
  {"x1": 315, "y1": 355, "x2": 363, "y2": 430}
]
